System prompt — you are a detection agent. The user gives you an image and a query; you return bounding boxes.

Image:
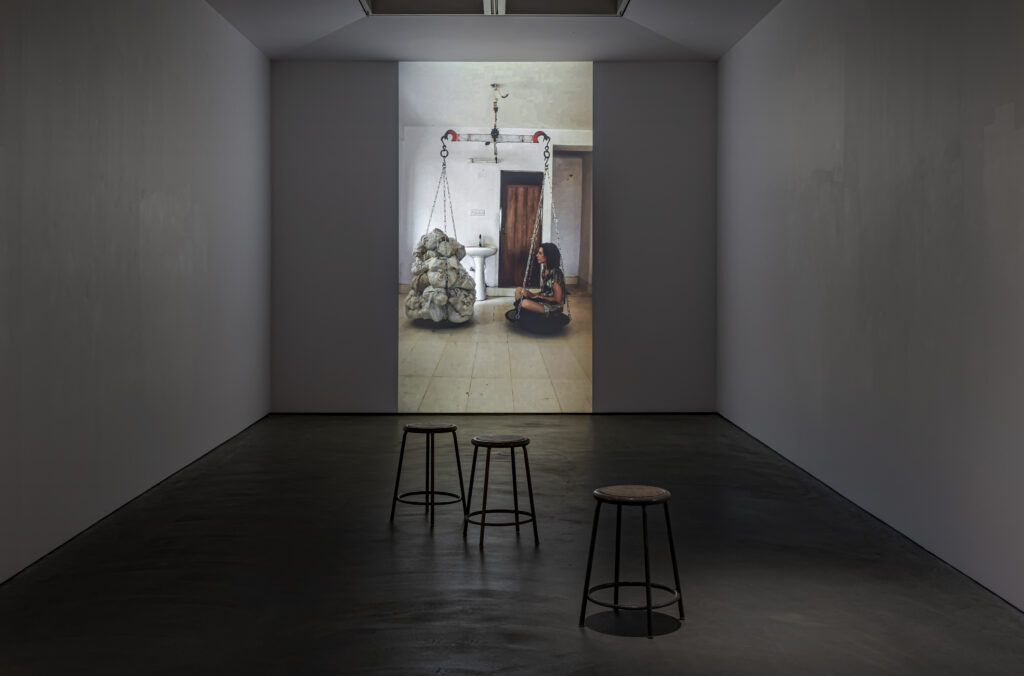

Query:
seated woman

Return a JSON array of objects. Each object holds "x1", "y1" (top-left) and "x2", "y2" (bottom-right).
[{"x1": 514, "y1": 242, "x2": 566, "y2": 316}]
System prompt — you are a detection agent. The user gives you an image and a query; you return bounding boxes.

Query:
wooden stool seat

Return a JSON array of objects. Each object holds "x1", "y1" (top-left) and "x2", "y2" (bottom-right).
[
  {"x1": 404, "y1": 422, "x2": 458, "y2": 433},
  {"x1": 471, "y1": 434, "x2": 530, "y2": 448},
  {"x1": 594, "y1": 485, "x2": 671, "y2": 505}
]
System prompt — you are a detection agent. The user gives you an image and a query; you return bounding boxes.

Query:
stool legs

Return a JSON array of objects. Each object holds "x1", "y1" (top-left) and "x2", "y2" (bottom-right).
[
  {"x1": 521, "y1": 446, "x2": 540, "y2": 545},
  {"x1": 579, "y1": 500, "x2": 602, "y2": 626},
  {"x1": 464, "y1": 444, "x2": 539, "y2": 547},
  {"x1": 641, "y1": 505, "x2": 653, "y2": 639},
  {"x1": 453, "y1": 433, "x2": 467, "y2": 513},
  {"x1": 579, "y1": 500, "x2": 683, "y2": 638},
  {"x1": 510, "y1": 448, "x2": 520, "y2": 534},
  {"x1": 432, "y1": 434, "x2": 439, "y2": 523},
  {"x1": 479, "y1": 448, "x2": 492, "y2": 549},
  {"x1": 391, "y1": 429, "x2": 465, "y2": 522},
  {"x1": 463, "y1": 446, "x2": 479, "y2": 538},
  {"x1": 613, "y1": 504, "x2": 622, "y2": 612},
  {"x1": 664, "y1": 503, "x2": 684, "y2": 620},
  {"x1": 389, "y1": 431, "x2": 409, "y2": 522},
  {"x1": 424, "y1": 433, "x2": 431, "y2": 516}
]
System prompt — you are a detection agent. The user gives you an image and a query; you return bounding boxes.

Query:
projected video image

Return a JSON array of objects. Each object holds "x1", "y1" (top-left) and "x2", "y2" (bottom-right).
[{"x1": 398, "y1": 62, "x2": 593, "y2": 413}]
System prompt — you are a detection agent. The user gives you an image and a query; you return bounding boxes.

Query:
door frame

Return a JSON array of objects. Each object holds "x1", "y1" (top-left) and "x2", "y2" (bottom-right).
[{"x1": 498, "y1": 170, "x2": 544, "y2": 287}]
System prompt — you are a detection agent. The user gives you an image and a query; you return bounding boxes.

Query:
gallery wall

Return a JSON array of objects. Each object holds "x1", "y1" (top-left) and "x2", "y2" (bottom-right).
[
  {"x1": 0, "y1": 0, "x2": 271, "y2": 583},
  {"x1": 719, "y1": 0, "x2": 1024, "y2": 609},
  {"x1": 593, "y1": 62, "x2": 718, "y2": 412},
  {"x1": 275, "y1": 61, "x2": 717, "y2": 413},
  {"x1": 579, "y1": 153, "x2": 594, "y2": 288},
  {"x1": 271, "y1": 62, "x2": 399, "y2": 411}
]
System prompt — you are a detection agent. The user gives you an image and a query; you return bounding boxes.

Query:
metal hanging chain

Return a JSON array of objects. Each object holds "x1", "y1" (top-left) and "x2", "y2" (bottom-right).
[
  {"x1": 548, "y1": 148, "x2": 570, "y2": 319},
  {"x1": 516, "y1": 137, "x2": 551, "y2": 319},
  {"x1": 490, "y1": 83, "x2": 507, "y2": 164},
  {"x1": 425, "y1": 140, "x2": 447, "y2": 235},
  {"x1": 520, "y1": 180, "x2": 545, "y2": 290},
  {"x1": 443, "y1": 164, "x2": 457, "y2": 242},
  {"x1": 441, "y1": 169, "x2": 449, "y2": 235},
  {"x1": 426, "y1": 133, "x2": 458, "y2": 237},
  {"x1": 491, "y1": 97, "x2": 500, "y2": 163},
  {"x1": 421, "y1": 133, "x2": 463, "y2": 308},
  {"x1": 515, "y1": 187, "x2": 545, "y2": 321},
  {"x1": 435, "y1": 162, "x2": 458, "y2": 304}
]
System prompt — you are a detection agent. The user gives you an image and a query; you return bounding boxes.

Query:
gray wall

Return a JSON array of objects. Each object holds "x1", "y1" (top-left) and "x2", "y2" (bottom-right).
[
  {"x1": 579, "y1": 153, "x2": 594, "y2": 288},
  {"x1": 593, "y1": 62, "x2": 718, "y2": 412},
  {"x1": 0, "y1": 0, "x2": 20, "y2": 588},
  {"x1": 271, "y1": 62, "x2": 399, "y2": 412},
  {"x1": 273, "y1": 62, "x2": 715, "y2": 413},
  {"x1": 720, "y1": 0, "x2": 1024, "y2": 609},
  {"x1": 0, "y1": 0, "x2": 271, "y2": 583}
]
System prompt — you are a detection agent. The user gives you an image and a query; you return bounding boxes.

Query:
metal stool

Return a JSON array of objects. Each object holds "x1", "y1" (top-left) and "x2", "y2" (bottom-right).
[
  {"x1": 389, "y1": 423, "x2": 466, "y2": 524},
  {"x1": 463, "y1": 435, "x2": 539, "y2": 548},
  {"x1": 579, "y1": 485, "x2": 684, "y2": 638}
]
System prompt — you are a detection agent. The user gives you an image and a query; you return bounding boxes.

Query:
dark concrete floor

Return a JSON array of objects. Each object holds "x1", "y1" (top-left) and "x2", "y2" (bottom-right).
[{"x1": 2, "y1": 415, "x2": 1023, "y2": 675}]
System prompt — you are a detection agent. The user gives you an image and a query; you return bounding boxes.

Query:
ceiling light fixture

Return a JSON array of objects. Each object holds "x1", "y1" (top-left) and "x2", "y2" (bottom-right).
[
  {"x1": 483, "y1": 0, "x2": 506, "y2": 15},
  {"x1": 359, "y1": 0, "x2": 629, "y2": 17},
  {"x1": 438, "y1": 85, "x2": 551, "y2": 165}
]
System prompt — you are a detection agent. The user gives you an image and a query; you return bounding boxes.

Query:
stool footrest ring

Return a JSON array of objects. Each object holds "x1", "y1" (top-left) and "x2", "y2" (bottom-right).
[
  {"x1": 465, "y1": 508, "x2": 535, "y2": 527},
  {"x1": 585, "y1": 581, "x2": 680, "y2": 611},
  {"x1": 397, "y1": 490, "x2": 463, "y2": 507}
]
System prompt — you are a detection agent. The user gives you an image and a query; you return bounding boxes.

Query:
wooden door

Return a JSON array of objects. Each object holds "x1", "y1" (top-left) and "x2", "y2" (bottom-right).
[{"x1": 499, "y1": 184, "x2": 541, "y2": 287}]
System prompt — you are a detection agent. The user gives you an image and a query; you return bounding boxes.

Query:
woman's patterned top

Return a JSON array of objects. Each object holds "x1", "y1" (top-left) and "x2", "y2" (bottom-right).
[{"x1": 536, "y1": 267, "x2": 566, "y2": 315}]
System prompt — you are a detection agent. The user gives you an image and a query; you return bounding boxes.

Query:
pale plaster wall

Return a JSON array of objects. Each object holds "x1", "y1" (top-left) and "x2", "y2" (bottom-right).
[
  {"x1": 0, "y1": 0, "x2": 270, "y2": 583},
  {"x1": 552, "y1": 154, "x2": 584, "y2": 280},
  {"x1": 720, "y1": 0, "x2": 1024, "y2": 609},
  {"x1": 399, "y1": 61, "x2": 593, "y2": 131}
]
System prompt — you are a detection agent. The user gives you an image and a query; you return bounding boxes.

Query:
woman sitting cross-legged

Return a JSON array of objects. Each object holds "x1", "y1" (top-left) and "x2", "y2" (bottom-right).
[{"x1": 514, "y1": 242, "x2": 566, "y2": 316}]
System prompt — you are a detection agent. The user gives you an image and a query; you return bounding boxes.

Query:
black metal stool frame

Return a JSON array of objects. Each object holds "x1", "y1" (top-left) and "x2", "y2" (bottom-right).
[
  {"x1": 389, "y1": 427, "x2": 466, "y2": 524},
  {"x1": 579, "y1": 500, "x2": 684, "y2": 638},
  {"x1": 462, "y1": 442, "x2": 539, "y2": 549}
]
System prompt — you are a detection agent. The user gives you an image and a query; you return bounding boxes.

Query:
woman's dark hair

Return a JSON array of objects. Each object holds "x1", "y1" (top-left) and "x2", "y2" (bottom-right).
[{"x1": 539, "y1": 242, "x2": 562, "y2": 271}]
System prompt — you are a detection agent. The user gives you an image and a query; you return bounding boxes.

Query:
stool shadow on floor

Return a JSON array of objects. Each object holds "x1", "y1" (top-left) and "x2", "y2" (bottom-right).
[{"x1": 583, "y1": 610, "x2": 682, "y2": 638}]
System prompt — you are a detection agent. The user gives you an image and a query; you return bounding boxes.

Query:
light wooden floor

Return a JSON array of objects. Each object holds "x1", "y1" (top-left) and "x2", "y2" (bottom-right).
[{"x1": 398, "y1": 291, "x2": 592, "y2": 413}]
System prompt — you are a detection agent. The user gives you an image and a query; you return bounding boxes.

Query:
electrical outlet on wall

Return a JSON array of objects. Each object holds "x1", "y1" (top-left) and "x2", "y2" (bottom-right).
[{"x1": 470, "y1": 208, "x2": 486, "y2": 217}]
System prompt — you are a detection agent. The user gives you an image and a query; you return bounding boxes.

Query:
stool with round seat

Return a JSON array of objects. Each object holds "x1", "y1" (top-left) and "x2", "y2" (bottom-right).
[
  {"x1": 462, "y1": 434, "x2": 539, "y2": 548},
  {"x1": 390, "y1": 423, "x2": 466, "y2": 524},
  {"x1": 578, "y1": 485, "x2": 684, "y2": 639}
]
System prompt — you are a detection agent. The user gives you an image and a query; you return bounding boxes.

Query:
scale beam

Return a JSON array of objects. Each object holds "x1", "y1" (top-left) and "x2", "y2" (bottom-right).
[{"x1": 442, "y1": 130, "x2": 550, "y2": 144}]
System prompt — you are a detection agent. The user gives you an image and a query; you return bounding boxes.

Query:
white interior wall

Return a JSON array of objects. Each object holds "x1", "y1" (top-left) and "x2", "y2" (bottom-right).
[
  {"x1": 399, "y1": 62, "x2": 593, "y2": 130},
  {"x1": 552, "y1": 154, "x2": 583, "y2": 279},
  {"x1": 720, "y1": 0, "x2": 1024, "y2": 610},
  {"x1": 399, "y1": 126, "x2": 592, "y2": 287},
  {"x1": 0, "y1": 0, "x2": 271, "y2": 583},
  {"x1": 579, "y1": 153, "x2": 594, "y2": 287}
]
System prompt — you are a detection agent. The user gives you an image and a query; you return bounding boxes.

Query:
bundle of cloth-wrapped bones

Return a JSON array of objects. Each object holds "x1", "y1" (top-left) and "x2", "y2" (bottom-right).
[{"x1": 405, "y1": 228, "x2": 476, "y2": 323}]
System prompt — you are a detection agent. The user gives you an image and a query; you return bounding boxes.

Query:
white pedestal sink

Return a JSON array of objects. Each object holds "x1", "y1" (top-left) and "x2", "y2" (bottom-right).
[{"x1": 464, "y1": 246, "x2": 497, "y2": 301}]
